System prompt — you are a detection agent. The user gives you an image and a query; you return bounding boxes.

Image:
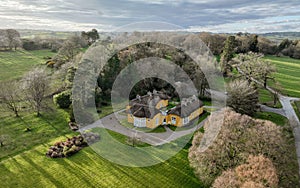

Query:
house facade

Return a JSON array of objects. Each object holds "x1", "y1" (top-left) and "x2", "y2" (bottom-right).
[{"x1": 126, "y1": 91, "x2": 204, "y2": 128}]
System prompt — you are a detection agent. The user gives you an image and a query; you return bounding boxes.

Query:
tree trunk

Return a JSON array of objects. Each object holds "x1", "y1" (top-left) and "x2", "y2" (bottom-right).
[{"x1": 0, "y1": 141, "x2": 3, "y2": 147}]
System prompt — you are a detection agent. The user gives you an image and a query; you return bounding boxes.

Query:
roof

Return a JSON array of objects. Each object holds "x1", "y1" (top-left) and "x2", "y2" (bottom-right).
[
  {"x1": 128, "y1": 104, "x2": 161, "y2": 118},
  {"x1": 129, "y1": 90, "x2": 170, "y2": 107},
  {"x1": 168, "y1": 96, "x2": 204, "y2": 118}
]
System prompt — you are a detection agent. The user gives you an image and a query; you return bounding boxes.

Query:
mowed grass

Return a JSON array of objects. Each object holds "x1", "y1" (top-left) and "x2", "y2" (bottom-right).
[
  {"x1": 0, "y1": 129, "x2": 203, "y2": 188},
  {"x1": 0, "y1": 50, "x2": 56, "y2": 81},
  {"x1": 258, "y1": 88, "x2": 282, "y2": 108},
  {"x1": 0, "y1": 101, "x2": 74, "y2": 160},
  {"x1": 254, "y1": 112, "x2": 288, "y2": 126},
  {"x1": 264, "y1": 56, "x2": 300, "y2": 98}
]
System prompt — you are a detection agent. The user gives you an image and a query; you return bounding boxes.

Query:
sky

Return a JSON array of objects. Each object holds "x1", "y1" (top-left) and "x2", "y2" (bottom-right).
[{"x1": 0, "y1": 0, "x2": 300, "y2": 33}]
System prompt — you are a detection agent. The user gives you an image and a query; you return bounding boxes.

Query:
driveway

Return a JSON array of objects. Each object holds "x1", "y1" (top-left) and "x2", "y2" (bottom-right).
[{"x1": 80, "y1": 109, "x2": 207, "y2": 146}]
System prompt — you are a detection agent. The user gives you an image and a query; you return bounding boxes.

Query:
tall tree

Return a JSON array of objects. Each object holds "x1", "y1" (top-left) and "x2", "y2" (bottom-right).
[
  {"x1": 0, "y1": 81, "x2": 22, "y2": 117},
  {"x1": 6, "y1": 29, "x2": 21, "y2": 50},
  {"x1": 248, "y1": 34, "x2": 259, "y2": 52},
  {"x1": 220, "y1": 36, "x2": 236, "y2": 76},
  {"x1": 22, "y1": 68, "x2": 49, "y2": 116}
]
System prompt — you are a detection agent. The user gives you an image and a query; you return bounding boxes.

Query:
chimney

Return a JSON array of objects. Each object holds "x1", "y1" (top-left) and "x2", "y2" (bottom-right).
[{"x1": 136, "y1": 95, "x2": 141, "y2": 101}]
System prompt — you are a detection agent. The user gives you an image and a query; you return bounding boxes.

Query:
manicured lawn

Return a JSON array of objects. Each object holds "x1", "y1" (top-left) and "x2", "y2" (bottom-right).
[
  {"x1": 0, "y1": 50, "x2": 56, "y2": 81},
  {"x1": 254, "y1": 112, "x2": 288, "y2": 126},
  {"x1": 258, "y1": 88, "x2": 282, "y2": 108},
  {"x1": 0, "y1": 102, "x2": 74, "y2": 160},
  {"x1": 0, "y1": 129, "x2": 203, "y2": 188},
  {"x1": 264, "y1": 56, "x2": 300, "y2": 98}
]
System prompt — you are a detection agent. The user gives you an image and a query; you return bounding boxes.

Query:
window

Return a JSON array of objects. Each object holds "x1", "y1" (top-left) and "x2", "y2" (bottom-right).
[
  {"x1": 156, "y1": 118, "x2": 159, "y2": 125},
  {"x1": 134, "y1": 117, "x2": 147, "y2": 127},
  {"x1": 171, "y1": 117, "x2": 176, "y2": 125},
  {"x1": 183, "y1": 117, "x2": 189, "y2": 125}
]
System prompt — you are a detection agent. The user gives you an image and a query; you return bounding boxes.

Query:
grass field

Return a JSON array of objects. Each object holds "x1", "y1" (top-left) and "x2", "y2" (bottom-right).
[
  {"x1": 0, "y1": 129, "x2": 203, "y2": 188},
  {"x1": 0, "y1": 100, "x2": 74, "y2": 160},
  {"x1": 254, "y1": 111, "x2": 288, "y2": 126},
  {"x1": 264, "y1": 56, "x2": 300, "y2": 98},
  {"x1": 258, "y1": 88, "x2": 282, "y2": 108},
  {"x1": 0, "y1": 50, "x2": 56, "y2": 81}
]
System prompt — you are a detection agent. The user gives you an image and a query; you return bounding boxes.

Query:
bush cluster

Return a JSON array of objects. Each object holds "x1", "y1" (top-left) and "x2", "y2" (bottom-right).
[
  {"x1": 46, "y1": 132, "x2": 100, "y2": 158},
  {"x1": 53, "y1": 90, "x2": 72, "y2": 109}
]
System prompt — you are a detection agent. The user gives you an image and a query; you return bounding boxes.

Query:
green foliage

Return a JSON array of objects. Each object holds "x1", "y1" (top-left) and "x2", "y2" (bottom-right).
[
  {"x1": 220, "y1": 36, "x2": 236, "y2": 75},
  {"x1": 53, "y1": 90, "x2": 72, "y2": 109},
  {"x1": 248, "y1": 34, "x2": 259, "y2": 52}
]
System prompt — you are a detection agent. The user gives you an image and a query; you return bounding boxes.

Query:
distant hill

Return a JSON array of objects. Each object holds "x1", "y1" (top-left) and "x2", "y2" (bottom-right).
[{"x1": 260, "y1": 32, "x2": 300, "y2": 43}]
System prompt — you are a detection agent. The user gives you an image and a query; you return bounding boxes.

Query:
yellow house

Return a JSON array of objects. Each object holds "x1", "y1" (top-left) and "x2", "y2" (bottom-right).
[
  {"x1": 167, "y1": 96, "x2": 204, "y2": 127},
  {"x1": 127, "y1": 92, "x2": 204, "y2": 128}
]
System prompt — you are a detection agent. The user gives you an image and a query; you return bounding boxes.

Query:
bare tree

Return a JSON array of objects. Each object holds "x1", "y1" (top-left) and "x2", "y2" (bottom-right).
[
  {"x1": 6, "y1": 29, "x2": 21, "y2": 50},
  {"x1": 227, "y1": 79, "x2": 259, "y2": 116},
  {"x1": 53, "y1": 40, "x2": 80, "y2": 67},
  {"x1": 0, "y1": 81, "x2": 22, "y2": 117},
  {"x1": 22, "y1": 68, "x2": 49, "y2": 116},
  {"x1": 235, "y1": 53, "x2": 276, "y2": 88}
]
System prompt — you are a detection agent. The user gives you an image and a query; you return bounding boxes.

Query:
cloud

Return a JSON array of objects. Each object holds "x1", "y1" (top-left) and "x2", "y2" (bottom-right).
[{"x1": 0, "y1": 0, "x2": 299, "y2": 33}]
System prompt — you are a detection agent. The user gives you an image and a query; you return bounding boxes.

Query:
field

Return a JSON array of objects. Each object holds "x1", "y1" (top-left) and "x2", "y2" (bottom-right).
[
  {"x1": 0, "y1": 50, "x2": 55, "y2": 81},
  {"x1": 254, "y1": 111, "x2": 288, "y2": 126},
  {"x1": 0, "y1": 129, "x2": 203, "y2": 188},
  {"x1": 0, "y1": 100, "x2": 74, "y2": 160},
  {"x1": 264, "y1": 56, "x2": 300, "y2": 98}
]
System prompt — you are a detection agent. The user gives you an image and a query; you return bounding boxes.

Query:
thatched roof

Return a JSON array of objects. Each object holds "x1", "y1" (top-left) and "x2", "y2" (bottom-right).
[{"x1": 168, "y1": 96, "x2": 203, "y2": 118}]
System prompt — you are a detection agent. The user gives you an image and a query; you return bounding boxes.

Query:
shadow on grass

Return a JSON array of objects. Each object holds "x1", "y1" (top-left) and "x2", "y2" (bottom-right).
[{"x1": 21, "y1": 154, "x2": 65, "y2": 187}]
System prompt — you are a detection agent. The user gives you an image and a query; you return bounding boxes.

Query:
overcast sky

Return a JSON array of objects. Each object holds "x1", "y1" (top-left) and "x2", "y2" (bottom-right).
[{"x1": 1, "y1": 0, "x2": 300, "y2": 33}]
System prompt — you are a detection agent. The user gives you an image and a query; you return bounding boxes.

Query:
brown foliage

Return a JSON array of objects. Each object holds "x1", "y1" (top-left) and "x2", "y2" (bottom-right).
[
  {"x1": 213, "y1": 155, "x2": 278, "y2": 188},
  {"x1": 189, "y1": 108, "x2": 299, "y2": 187}
]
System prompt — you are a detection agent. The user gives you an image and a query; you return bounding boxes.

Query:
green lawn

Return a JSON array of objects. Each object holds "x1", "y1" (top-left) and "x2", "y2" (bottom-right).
[
  {"x1": 0, "y1": 50, "x2": 56, "y2": 81},
  {"x1": 258, "y1": 88, "x2": 282, "y2": 108},
  {"x1": 0, "y1": 101, "x2": 74, "y2": 160},
  {"x1": 254, "y1": 112, "x2": 288, "y2": 126},
  {"x1": 264, "y1": 56, "x2": 300, "y2": 98},
  {"x1": 0, "y1": 129, "x2": 203, "y2": 188}
]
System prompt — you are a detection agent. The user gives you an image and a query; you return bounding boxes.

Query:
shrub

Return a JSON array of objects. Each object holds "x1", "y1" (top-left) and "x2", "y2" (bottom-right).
[
  {"x1": 53, "y1": 90, "x2": 72, "y2": 109},
  {"x1": 189, "y1": 108, "x2": 299, "y2": 187},
  {"x1": 46, "y1": 133, "x2": 99, "y2": 158},
  {"x1": 213, "y1": 155, "x2": 278, "y2": 188}
]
